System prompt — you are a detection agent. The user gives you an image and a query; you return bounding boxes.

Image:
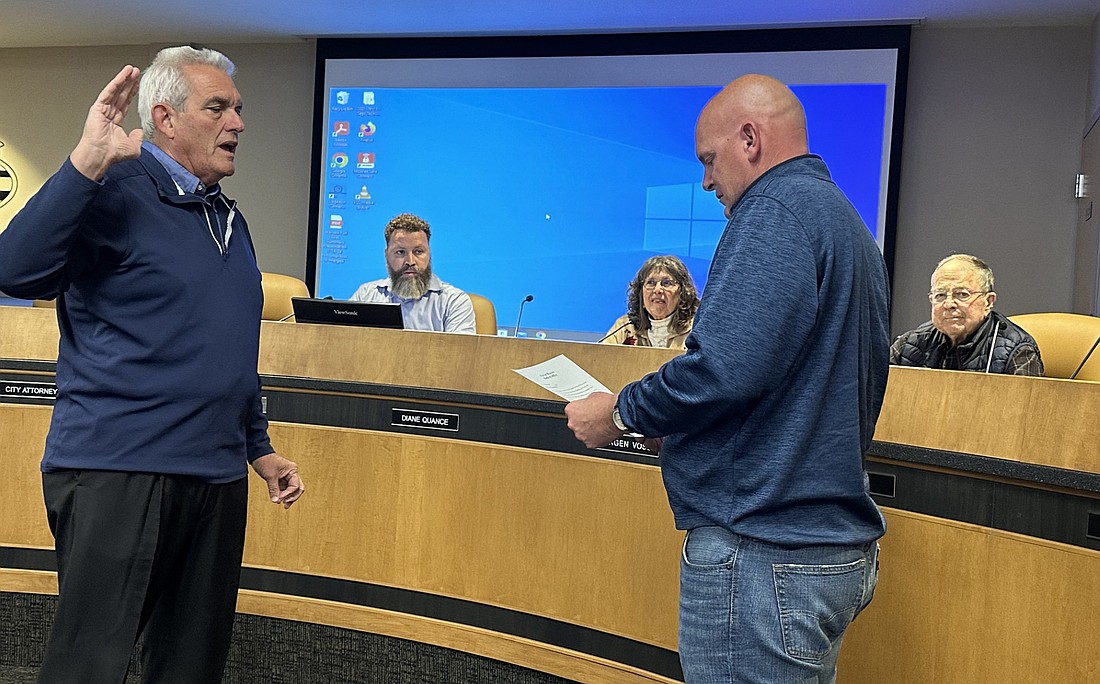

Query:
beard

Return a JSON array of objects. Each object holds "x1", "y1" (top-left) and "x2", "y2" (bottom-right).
[{"x1": 388, "y1": 262, "x2": 432, "y2": 299}]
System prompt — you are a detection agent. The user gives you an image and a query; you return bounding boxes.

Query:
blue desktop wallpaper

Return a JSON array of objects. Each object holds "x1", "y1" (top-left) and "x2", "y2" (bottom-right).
[{"x1": 317, "y1": 84, "x2": 886, "y2": 339}]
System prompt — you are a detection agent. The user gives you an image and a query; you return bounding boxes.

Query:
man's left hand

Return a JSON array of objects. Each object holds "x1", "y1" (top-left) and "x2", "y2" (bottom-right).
[
  {"x1": 251, "y1": 452, "x2": 304, "y2": 509},
  {"x1": 565, "y1": 391, "x2": 625, "y2": 448}
]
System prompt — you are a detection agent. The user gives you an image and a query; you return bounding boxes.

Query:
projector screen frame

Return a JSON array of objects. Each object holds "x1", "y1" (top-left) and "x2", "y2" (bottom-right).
[{"x1": 309, "y1": 26, "x2": 911, "y2": 335}]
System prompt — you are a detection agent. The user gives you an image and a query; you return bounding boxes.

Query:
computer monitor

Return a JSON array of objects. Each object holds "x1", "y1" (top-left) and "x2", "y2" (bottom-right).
[{"x1": 291, "y1": 297, "x2": 404, "y2": 329}]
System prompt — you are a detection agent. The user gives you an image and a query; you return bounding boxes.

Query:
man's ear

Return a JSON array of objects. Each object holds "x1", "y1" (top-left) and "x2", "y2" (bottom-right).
[
  {"x1": 985, "y1": 291, "x2": 997, "y2": 311},
  {"x1": 741, "y1": 121, "x2": 762, "y2": 163},
  {"x1": 151, "y1": 103, "x2": 175, "y2": 139}
]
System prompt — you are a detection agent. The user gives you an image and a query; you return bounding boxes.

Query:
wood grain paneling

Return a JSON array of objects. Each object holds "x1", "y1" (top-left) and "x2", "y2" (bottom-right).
[
  {"x1": 840, "y1": 508, "x2": 1100, "y2": 682},
  {"x1": 257, "y1": 320, "x2": 679, "y2": 399},
  {"x1": 6, "y1": 307, "x2": 1100, "y2": 682},
  {"x1": 246, "y1": 423, "x2": 681, "y2": 649},
  {"x1": 874, "y1": 365, "x2": 1100, "y2": 474},
  {"x1": 0, "y1": 569, "x2": 56, "y2": 595},
  {"x1": 0, "y1": 404, "x2": 52, "y2": 547},
  {"x1": 0, "y1": 306, "x2": 58, "y2": 361}
]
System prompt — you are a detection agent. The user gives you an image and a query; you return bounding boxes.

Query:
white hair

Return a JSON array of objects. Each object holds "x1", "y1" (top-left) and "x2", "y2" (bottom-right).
[
  {"x1": 138, "y1": 46, "x2": 235, "y2": 140},
  {"x1": 933, "y1": 253, "x2": 995, "y2": 292}
]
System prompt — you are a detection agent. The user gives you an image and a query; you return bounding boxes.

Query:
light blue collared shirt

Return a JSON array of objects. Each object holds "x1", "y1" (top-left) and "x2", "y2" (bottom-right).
[
  {"x1": 349, "y1": 274, "x2": 475, "y2": 334},
  {"x1": 143, "y1": 141, "x2": 235, "y2": 254},
  {"x1": 143, "y1": 141, "x2": 218, "y2": 196}
]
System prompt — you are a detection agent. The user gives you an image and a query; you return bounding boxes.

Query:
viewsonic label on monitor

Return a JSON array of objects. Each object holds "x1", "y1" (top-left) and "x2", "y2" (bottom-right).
[{"x1": 391, "y1": 407, "x2": 460, "y2": 432}]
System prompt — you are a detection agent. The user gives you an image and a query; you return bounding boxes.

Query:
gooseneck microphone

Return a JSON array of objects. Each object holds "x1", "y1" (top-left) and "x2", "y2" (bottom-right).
[
  {"x1": 1070, "y1": 333, "x2": 1100, "y2": 379},
  {"x1": 514, "y1": 294, "x2": 534, "y2": 336},
  {"x1": 598, "y1": 316, "x2": 642, "y2": 347},
  {"x1": 597, "y1": 320, "x2": 632, "y2": 343}
]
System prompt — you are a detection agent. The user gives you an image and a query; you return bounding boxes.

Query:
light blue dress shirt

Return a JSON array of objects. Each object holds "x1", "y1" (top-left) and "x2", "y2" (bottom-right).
[{"x1": 349, "y1": 274, "x2": 476, "y2": 334}]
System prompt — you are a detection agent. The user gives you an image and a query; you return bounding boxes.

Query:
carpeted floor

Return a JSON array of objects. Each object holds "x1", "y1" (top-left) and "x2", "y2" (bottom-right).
[
  {"x1": 1, "y1": 592, "x2": 578, "y2": 684},
  {"x1": 0, "y1": 667, "x2": 140, "y2": 683},
  {"x1": 0, "y1": 666, "x2": 36, "y2": 684}
]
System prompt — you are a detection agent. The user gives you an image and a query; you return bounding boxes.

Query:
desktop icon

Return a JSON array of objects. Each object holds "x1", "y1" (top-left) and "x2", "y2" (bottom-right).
[
  {"x1": 358, "y1": 122, "x2": 376, "y2": 137},
  {"x1": 329, "y1": 214, "x2": 343, "y2": 228},
  {"x1": 357, "y1": 152, "x2": 375, "y2": 169},
  {"x1": 355, "y1": 186, "x2": 371, "y2": 200},
  {"x1": 335, "y1": 91, "x2": 350, "y2": 105},
  {"x1": 363, "y1": 91, "x2": 375, "y2": 105},
  {"x1": 332, "y1": 121, "x2": 350, "y2": 136},
  {"x1": 331, "y1": 153, "x2": 348, "y2": 168}
]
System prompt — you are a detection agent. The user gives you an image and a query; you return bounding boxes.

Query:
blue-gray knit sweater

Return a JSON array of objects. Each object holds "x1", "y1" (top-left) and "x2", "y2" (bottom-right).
[
  {"x1": 618, "y1": 155, "x2": 890, "y2": 548},
  {"x1": 0, "y1": 153, "x2": 272, "y2": 483}
]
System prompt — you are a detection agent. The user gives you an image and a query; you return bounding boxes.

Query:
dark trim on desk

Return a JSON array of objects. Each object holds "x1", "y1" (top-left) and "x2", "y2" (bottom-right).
[
  {"x1": 0, "y1": 363, "x2": 661, "y2": 465},
  {"x1": 260, "y1": 375, "x2": 661, "y2": 465},
  {"x1": 869, "y1": 440, "x2": 1100, "y2": 494},
  {"x1": 0, "y1": 547, "x2": 54, "y2": 573},
  {"x1": 867, "y1": 442, "x2": 1100, "y2": 553},
  {"x1": 241, "y1": 567, "x2": 683, "y2": 680}
]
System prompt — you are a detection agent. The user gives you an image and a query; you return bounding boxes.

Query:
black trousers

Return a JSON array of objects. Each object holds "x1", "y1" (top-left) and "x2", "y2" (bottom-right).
[{"x1": 38, "y1": 470, "x2": 248, "y2": 684}]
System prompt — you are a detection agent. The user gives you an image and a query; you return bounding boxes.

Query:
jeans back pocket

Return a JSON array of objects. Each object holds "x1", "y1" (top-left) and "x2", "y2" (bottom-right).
[{"x1": 772, "y1": 557, "x2": 867, "y2": 663}]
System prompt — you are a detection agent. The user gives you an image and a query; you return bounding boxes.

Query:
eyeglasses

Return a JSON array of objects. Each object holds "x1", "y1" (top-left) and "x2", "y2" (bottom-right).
[
  {"x1": 643, "y1": 278, "x2": 680, "y2": 290},
  {"x1": 928, "y1": 289, "x2": 989, "y2": 305}
]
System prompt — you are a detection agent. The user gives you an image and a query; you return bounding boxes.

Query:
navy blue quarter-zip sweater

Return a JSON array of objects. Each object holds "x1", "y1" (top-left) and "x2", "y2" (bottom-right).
[
  {"x1": 0, "y1": 151, "x2": 272, "y2": 482},
  {"x1": 618, "y1": 156, "x2": 890, "y2": 548}
]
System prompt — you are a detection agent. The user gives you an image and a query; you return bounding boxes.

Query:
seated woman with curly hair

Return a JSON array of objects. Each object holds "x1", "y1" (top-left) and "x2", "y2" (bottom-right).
[{"x1": 602, "y1": 255, "x2": 700, "y2": 349}]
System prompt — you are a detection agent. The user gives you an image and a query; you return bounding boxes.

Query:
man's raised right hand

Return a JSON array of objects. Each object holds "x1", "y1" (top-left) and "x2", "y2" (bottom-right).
[{"x1": 70, "y1": 65, "x2": 145, "y2": 182}]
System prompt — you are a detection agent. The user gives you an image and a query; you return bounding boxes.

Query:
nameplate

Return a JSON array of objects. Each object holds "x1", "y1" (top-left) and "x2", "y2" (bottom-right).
[
  {"x1": 391, "y1": 407, "x2": 460, "y2": 432},
  {"x1": 597, "y1": 436, "x2": 658, "y2": 459},
  {"x1": 2, "y1": 380, "x2": 58, "y2": 401}
]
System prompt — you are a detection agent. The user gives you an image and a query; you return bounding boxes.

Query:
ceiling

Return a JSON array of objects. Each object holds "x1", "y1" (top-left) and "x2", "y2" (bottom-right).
[{"x1": 1, "y1": 0, "x2": 1097, "y2": 49}]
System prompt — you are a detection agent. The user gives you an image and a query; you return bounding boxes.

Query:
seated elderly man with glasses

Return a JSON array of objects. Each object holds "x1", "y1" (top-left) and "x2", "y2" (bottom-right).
[{"x1": 891, "y1": 253, "x2": 1044, "y2": 375}]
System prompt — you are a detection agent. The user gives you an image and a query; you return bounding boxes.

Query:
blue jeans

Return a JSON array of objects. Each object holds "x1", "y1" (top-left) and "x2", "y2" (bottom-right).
[{"x1": 678, "y1": 526, "x2": 879, "y2": 684}]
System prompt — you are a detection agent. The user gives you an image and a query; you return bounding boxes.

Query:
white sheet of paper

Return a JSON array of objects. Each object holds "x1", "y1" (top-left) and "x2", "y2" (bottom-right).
[{"x1": 513, "y1": 354, "x2": 612, "y2": 401}]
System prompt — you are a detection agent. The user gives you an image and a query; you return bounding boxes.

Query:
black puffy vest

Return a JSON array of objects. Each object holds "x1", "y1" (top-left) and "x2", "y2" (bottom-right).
[{"x1": 892, "y1": 311, "x2": 1039, "y2": 374}]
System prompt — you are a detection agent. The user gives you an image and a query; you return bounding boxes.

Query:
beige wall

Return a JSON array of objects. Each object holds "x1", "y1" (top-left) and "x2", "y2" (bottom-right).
[
  {"x1": 890, "y1": 25, "x2": 1090, "y2": 334},
  {"x1": 0, "y1": 29, "x2": 1094, "y2": 332},
  {"x1": 1089, "y1": 12, "x2": 1100, "y2": 129}
]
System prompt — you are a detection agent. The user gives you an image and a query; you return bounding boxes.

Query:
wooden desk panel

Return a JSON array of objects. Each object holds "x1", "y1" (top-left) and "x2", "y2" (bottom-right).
[
  {"x1": 246, "y1": 423, "x2": 681, "y2": 647},
  {"x1": 5, "y1": 305, "x2": 1100, "y2": 683},
  {"x1": 0, "y1": 306, "x2": 58, "y2": 361},
  {"x1": 840, "y1": 509, "x2": 1100, "y2": 682},
  {"x1": 875, "y1": 366, "x2": 1100, "y2": 475},
  {"x1": 0, "y1": 404, "x2": 52, "y2": 548},
  {"x1": 258, "y1": 320, "x2": 680, "y2": 399}
]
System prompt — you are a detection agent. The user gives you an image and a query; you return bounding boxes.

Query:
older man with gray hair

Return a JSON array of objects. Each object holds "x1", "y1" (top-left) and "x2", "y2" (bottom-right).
[
  {"x1": 891, "y1": 253, "x2": 1044, "y2": 375},
  {"x1": 0, "y1": 46, "x2": 303, "y2": 682}
]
